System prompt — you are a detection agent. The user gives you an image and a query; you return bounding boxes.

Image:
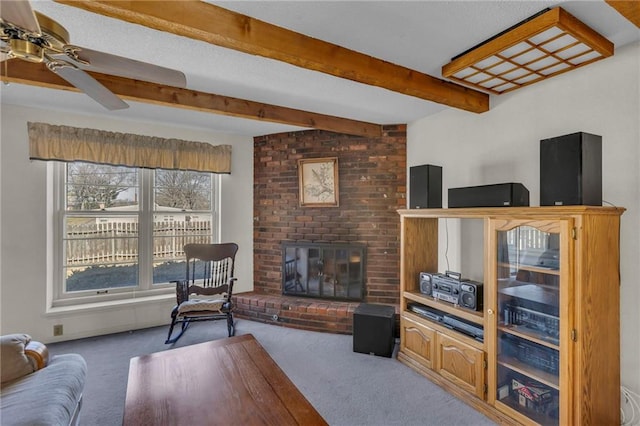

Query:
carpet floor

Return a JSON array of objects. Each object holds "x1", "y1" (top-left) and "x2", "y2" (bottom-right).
[{"x1": 49, "y1": 319, "x2": 496, "y2": 426}]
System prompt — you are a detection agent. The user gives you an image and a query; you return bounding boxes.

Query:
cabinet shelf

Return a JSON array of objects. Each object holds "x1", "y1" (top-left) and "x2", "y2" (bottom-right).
[
  {"x1": 498, "y1": 262, "x2": 560, "y2": 276},
  {"x1": 498, "y1": 356, "x2": 559, "y2": 390},
  {"x1": 404, "y1": 290, "x2": 483, "y2": 325},
  {"x1": 498, "y1": 325, "x2": 559, "y2": 350},
  {"x1": 496, "y1": 398, "x2": 559, "y2": 426}
]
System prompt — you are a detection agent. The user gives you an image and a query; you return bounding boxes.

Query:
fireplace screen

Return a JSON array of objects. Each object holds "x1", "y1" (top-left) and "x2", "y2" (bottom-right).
[{"x1": 282, "y1": 242, "x2": 365, "y2": 301}]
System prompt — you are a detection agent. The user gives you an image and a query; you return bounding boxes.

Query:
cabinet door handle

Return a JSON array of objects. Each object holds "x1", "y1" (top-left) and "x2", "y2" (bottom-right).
[{"x1": 487, "y1": 309, "x2": 494, "y2": 315}]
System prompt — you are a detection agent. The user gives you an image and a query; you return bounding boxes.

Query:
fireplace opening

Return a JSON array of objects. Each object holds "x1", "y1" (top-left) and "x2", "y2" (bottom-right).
[{"x1": 282, "y1": 242, "x2": 366, "y2": 301}]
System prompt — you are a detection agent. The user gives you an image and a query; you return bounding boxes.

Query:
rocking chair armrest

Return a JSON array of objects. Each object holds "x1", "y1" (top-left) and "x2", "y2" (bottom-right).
[{"x1": 171, "y1": 280, "x2": 190, "y2": 305}]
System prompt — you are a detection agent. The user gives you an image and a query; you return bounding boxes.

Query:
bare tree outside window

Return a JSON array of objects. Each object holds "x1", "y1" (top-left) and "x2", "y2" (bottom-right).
[
  {"x1": 66, "y1": 163, "x2": 138, "y2": 210},
  {"x1": 154, "y1": 170, "x2": 211, "y2": 210}
]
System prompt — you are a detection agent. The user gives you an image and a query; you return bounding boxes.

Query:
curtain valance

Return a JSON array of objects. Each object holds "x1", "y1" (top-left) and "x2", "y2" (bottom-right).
[{"x1": 27, "y1": 122, "x2": 232, "y2": 173}]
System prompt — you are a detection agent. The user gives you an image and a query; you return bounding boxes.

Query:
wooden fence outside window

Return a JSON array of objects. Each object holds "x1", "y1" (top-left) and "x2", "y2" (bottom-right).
[{"x1": 65, "y1": 220, "x2": 212, "y2": 266}]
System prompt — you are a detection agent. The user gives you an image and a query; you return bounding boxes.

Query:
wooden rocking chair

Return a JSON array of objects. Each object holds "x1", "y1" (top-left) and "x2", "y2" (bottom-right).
[{"x1": 165, "y1": 243, "x2": 238, "y2": 344}]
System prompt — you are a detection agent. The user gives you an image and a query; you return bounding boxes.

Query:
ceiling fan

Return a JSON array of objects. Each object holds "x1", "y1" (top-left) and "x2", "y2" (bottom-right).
[{"x1": 0, "y1": 0, "x2": 187, "y2": 110}]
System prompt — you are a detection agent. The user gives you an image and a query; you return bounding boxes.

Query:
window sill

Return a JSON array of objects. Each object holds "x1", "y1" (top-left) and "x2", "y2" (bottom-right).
[{"x1": 46, "y1": 293, "x2": 175, "y2": 316}]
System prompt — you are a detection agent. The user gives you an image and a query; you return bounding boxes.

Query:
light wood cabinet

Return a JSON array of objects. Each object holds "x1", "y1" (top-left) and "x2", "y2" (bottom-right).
[
  {"x1": 401, "y1": 315, "x2": 436, "y2": 369},
  {"x1": 436, "y1": 333, "x2": 485, "y2": 399},
  {"x1": 397, "y1": 206, "x2": 624, "y2": 425}
]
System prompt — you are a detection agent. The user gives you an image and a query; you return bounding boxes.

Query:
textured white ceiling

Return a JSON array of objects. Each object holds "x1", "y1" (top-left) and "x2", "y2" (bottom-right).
[{"x1": 2, "y1": 0, "x2": 638, "y2": 136}]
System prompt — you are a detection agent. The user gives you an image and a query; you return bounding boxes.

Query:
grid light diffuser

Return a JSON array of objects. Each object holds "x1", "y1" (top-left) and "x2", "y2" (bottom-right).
[{"x1": 442, "y1": 8, "x2": 614, "y2": 95}]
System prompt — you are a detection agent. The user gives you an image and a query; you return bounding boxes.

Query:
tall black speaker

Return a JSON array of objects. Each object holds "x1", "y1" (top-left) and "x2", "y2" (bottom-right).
[
  {"x1": 540, "y1": 132, "x2": 602, "y2": 206},
  {"x1": 409, "y1": 164, "x2": 442, "y2": 209}
]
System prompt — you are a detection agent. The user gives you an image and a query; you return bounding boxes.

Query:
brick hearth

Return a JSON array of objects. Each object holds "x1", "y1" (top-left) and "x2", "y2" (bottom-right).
[
  {"x1": 234, "y1": 292, "x2": 359, "y2": 334},
  {"x1": 234, "y1": 293, "x2": 399, "y2": 335}
]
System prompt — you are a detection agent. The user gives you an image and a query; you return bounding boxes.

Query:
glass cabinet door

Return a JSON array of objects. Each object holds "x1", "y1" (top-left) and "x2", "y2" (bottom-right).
[{"x1": 494, "y1": 221, "x2": 568, "y2": 425}]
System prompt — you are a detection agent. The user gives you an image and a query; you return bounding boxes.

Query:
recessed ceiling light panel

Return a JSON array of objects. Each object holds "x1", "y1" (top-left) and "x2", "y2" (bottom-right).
[{"x1": 442, "y1": 7, "x2": 614, "y2": 95}]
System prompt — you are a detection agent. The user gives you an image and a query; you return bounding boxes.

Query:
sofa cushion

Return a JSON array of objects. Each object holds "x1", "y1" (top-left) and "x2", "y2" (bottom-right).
[
  {"x1": 0, "y1": 354, "x2": 87, "y2": 426},
  {"x1": 0, "y1": 334, "x2": 34, "y2": 383}
]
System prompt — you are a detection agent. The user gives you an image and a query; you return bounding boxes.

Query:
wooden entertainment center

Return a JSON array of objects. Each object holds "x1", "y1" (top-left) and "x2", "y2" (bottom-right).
[{"x1": 397, "y1": 206, "x2": 624, "y2": 425}]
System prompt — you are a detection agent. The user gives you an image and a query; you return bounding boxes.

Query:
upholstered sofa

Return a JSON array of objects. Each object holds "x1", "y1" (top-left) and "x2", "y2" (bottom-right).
[{"x1": 0, "y1": 334, "x2": 87, "y2": 426}]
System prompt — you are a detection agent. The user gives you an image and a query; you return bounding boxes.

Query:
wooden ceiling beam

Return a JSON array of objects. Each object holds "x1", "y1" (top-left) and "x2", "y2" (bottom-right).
[
  {"x1": 0, "y1": 60, "x2": 382, "y2": 138},
  {"x1": 605, "y1": 1, "x2": 640, "y2": 28},
  {"x1": 54, "y1": 0, "x2": 490, "y2": 114}
]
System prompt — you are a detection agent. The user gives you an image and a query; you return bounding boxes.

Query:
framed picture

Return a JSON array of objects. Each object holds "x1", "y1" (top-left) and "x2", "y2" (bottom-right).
[{"x1": 298, "y1": 157, "x2": 339, "y2": 207}]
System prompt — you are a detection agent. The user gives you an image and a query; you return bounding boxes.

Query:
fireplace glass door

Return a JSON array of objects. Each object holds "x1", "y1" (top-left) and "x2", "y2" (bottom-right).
[{"x1": 282, "y1": 243, "x2": 365, "y2": 301}]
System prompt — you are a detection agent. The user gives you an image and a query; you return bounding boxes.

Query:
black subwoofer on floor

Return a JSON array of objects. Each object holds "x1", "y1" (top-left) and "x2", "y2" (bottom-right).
[
  {"x1": 540, "y1": 132, "x2": 602, "y2": 206},
  {"x1": 353, "y1": 303, "x2": 395, "y2": 357}
]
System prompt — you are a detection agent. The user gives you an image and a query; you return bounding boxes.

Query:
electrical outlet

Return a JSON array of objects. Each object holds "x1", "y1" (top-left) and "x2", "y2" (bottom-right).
[{"x1": 53, "y1": 324, "x2": 63, "y2": 336}]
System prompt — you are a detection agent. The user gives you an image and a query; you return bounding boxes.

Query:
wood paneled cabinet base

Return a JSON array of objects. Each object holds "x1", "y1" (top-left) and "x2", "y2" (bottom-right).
[{"x1": 397, "y1": 206, "x2": 624, "y2": 426}]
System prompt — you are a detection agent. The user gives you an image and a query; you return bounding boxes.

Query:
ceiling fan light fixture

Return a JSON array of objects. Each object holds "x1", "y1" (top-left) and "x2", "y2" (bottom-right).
[{"x1": 442, "y1": 7, "x2": 614, "y2": 95}]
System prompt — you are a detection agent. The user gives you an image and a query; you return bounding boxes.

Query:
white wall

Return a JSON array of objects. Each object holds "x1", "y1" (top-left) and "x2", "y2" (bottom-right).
[
  {"x1": 0, "y1": 105, "x2": 254, "y2": 342},
  {"x1": 408, "y1": 42, "x2": 640, "y2": 394}
]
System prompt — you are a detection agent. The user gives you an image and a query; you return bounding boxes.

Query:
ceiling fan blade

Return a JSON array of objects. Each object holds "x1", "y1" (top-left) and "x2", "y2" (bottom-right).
[
  {"x1": 1, "y1": 0, "x2": 41, "y2": 34},
  {"x1": 54, "y1": 46, "x2": 187, "y2": 88},
  {"x1": 47, "y1": 61, "x2": 128, "y2": 110}
]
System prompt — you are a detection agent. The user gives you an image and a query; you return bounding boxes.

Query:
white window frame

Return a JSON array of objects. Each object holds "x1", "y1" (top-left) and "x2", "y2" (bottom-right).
[{"x1": 50, "y1": 162, "x2": 220, "y2": 307}]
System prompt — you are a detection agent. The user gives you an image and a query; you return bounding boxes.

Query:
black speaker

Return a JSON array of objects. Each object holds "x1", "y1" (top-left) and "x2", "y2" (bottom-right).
[
  {"x1": 419, "y1": 272, "x2": 432, "y2": 296},
  {"x1": 459, "y1": 281, "x2": 483, "y2": 311},
  {"x1": 353, "y1": 303, "x2": 396, "y2": 357},
  {"x1": 410, "y1": 164, "x2": 442, "y2": 209},
  {"x1": 540, "y1": 132, "x2": 602, "y2": 206},
  {"x1": 448, "y1": 183, "x2": 529, "y2": 208}
]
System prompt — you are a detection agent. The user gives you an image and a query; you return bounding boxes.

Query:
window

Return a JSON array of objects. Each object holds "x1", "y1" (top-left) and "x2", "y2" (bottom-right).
[{"x1": 53, "y1": 162, "x2": 219, "y2": 306}]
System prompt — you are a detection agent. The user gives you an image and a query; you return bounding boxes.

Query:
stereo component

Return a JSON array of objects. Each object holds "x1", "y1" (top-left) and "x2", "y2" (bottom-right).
[
  {"x1": 424, "y1": 271, "x2": 483, "y2": 311},
  {"x1": 407, "y1": 303, "x2": 483, "y2": 342},
  {"x1": 407, "y1": 303, "x2": 443, "y2": 322},
  {"x1": 448, "y1": 183, "x2": 529, "y2": 208},
  {"x1": 502, "y1": 334, "x2": 559, "y2": 375},
  {"x1": 419, "y1": 272, "x2": 432, "y2": 296},
  {"x1": 353, "y1": 303, "x2": 396, "y2": 358},
  {"x1": 459, "y1": 282, "x2": 483, "y2": 311},
  {"x1": 540, "y1": 132, "x2": 602, "y2": 206},
  {"x1": 443, "y1": 315, "x2": 484, "y2": 341},
  {"x1": 503, "y1": 304, "x2": 559, "y2": 344},
  {"x1": 409, "y1": 164, "x2": 442, "y2": 209},
  {"x1": 499, "y1": 284, "x2": 559, "y2": 317},
  {"x1": 432, "y1": 271, "x2": 461, "y2": 305}
]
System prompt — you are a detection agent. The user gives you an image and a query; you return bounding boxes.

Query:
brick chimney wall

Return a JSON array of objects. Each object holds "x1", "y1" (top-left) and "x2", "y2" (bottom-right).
[{"x1": 253, "y1": 125, "x2": 406, "y2": 305}]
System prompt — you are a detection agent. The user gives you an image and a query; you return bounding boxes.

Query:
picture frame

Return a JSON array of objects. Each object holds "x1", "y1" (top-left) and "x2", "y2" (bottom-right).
[{"x1": 298, "y1": 157, "x2": 339, "y2": 207}]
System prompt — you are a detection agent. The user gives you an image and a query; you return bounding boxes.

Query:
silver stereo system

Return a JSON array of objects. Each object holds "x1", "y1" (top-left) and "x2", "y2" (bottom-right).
[{"x1": 419, "y1": 270, "x2": 483, "y2": 311}]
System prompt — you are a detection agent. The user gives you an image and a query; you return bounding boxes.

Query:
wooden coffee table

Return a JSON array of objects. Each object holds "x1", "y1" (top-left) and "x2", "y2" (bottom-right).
[{"x1": 123, "y1": 334, "x2": 327, "y2": 425}]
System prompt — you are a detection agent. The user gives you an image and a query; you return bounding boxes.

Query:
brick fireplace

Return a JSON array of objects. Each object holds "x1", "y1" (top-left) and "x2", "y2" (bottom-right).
[{"x1": 234, "y1": 126, "x2": 406, "y2": 333}]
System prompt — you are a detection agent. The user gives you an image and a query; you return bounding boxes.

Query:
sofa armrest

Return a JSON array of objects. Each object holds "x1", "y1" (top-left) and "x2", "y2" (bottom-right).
[
  {"x1": 25, "y1": 341, "x2": 49, "y2": 370},
  {"x1": 1, "y1": 334, "x2": 36, "y2": 383}
]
